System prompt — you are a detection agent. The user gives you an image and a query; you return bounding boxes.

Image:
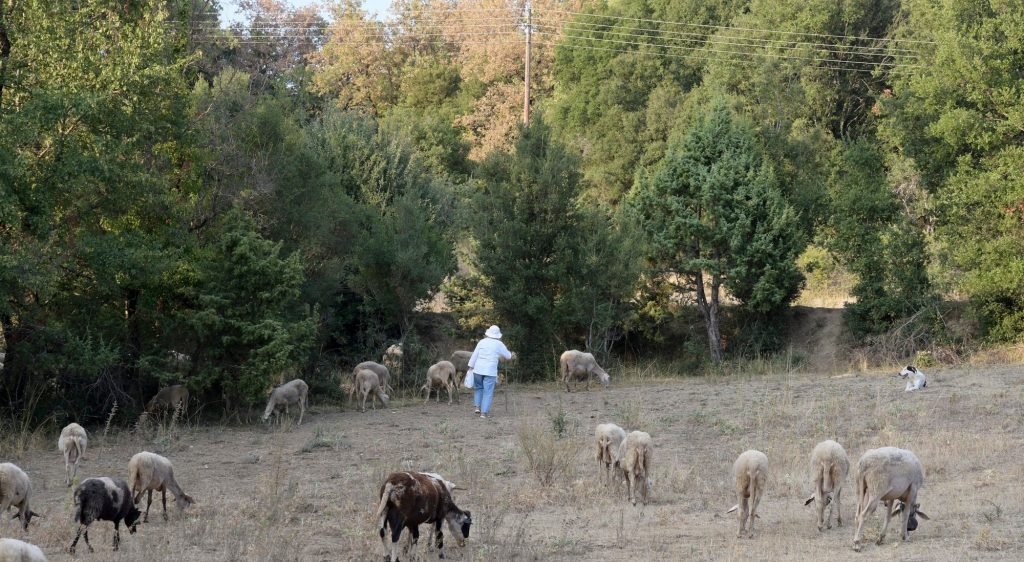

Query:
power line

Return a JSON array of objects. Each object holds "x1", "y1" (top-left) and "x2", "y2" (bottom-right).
[
  {"x1": 537, "y1": 8, "x2": 936, "y2": 45},
  {"x1": 533, "y1": 30, "x2": 920, "y2": 68},
  {"x1": 536, "y1": 18, "x2": 920, "y2": 56}
]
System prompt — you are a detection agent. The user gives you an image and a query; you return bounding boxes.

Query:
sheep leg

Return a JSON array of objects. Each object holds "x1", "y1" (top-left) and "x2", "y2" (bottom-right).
[
  {"x1": 836, "y1": 487, "x2": 843, "y2": 527},
  {"x1": 361, "y1": 391, "x2": 368, "y2": 413},
  {"x1": 626, "y1": 471, "x2": 636, "y2": 505},
  {"x1": 422, "y1": 384, "x2": 430, "y2": 404},
  {"x1": 387, "y1": 519, "x2": 403, "y2": 562},
  {"x1": 737, "y1": 495, "x2": 749, "y2": 538},
  {"x1": 748, "y1": 489, "x2": 762, "y2": 538},
  {"x1": 162, "y1": 488, "x2": 169, "y2": 521},
  {"x1": 853, "y1": 490, "x2": 880, "y2": 551},
  {"x1": 144, "y1": 489, "x2": 153, "y2": 523},
  {"x1": 433, "y1": 520, "x2": 446, "y2": 559},
  {"x1": 113, "y1": 520, "x2": 121, "y2": 551},
  {"x1": 901, "y1": 491, "x2": 917, "y2": 541},
  {"x1": 70, "y1": 523, "x2": 94, "y2": 554},
  {"x1": 447, "y1": 383, "x2": 453, "y2": 405},
  {"x1": 877, "y1": 500, "x2": 894, "y2": 545},
  {"x1": 65, "y1": 457, "x2": 72, "y2": 487},
  {"x1": 298, "y1": 399, "x2": 305, "y2": 426}
]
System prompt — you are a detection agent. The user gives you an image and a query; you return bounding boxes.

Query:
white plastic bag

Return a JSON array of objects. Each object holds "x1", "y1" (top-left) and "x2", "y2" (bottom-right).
[{"x1": 463, "y1": 369, "x2": 475, "y2": 389}]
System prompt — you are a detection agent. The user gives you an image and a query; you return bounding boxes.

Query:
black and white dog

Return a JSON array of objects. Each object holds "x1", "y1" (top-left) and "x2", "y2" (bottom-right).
[{"x1": 898, "y1": 365, "x2": 927, "y2": 391}]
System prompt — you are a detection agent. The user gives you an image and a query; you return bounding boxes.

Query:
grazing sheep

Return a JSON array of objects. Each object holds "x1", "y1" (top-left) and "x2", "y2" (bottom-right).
[
  {"x1": 69, "y1": 477, "x2": 141, "y2": 553},
  {"x1": 559, "y1": 350, "x2": 611, "y2": 392},
  {"x1": 0, "y1": 538, "x2": 47, "y2": 562},
  {"x1": 803, "y1": 440, "x2": 849, "y2": 531},
  {"x1": 422, "y1": 361, "x2": 459, "y2": 404},
  {"x1": 450, "y1": 350, "x2": 472, "y2": 379},
  {"x1": 58, "y1": 423, "x2": 88, "y2": 487},
  {"x1": 376, "y1": 471, "x2": 472, "y2": 562},
  {"x1": 383, "y1": 343, "x2": 403, "y2": 379},
  {"x1": 352, "y1": 361, "x2": 392, "y2": 394},
  {"x1": 0, "y1": 463, "x2": 39, "y2": 531},
  {"x1": 128, "y1": 452, "x2": 195, "y2": 523},
  {"x1": 727, "y1": 450, "x2": 769, "y2": 538},
  {"x1": 614, "y1": 431, "x2": 652, "y2": 505},
  {"x1": 898, "y1": 365, "x2": 927, "y2": 391},
  {"x1": 594, "y1": 423, "x2": 627, "y2": 484},
  {"x1": 352, "y1": 368, "x2": 390, "y2": 412},
  {"x1": 852, "y1": 447, "x2": 930, "y2": 551},
  {"x1": 261, "y1": 379, "x2": 308, "y2": 425},
  {"x1": 145, "y1": 385, "x2": 189, "y2": 417}
]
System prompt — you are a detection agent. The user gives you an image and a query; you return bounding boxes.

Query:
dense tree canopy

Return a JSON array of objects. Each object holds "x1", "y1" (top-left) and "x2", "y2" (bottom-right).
[{"x1": 1, "y1": 0, "x2": 1021, "y2": 422}]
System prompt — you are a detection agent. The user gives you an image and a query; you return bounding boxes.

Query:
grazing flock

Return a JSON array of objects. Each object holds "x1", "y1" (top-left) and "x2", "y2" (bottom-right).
[{"x1": 0, "y1": 345, "x2": 932, "y2": 561}]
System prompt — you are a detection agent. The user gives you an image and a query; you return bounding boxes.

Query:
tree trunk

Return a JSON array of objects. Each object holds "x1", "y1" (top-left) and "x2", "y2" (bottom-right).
[
  {"x1": 694, "y1": 271, "x2": 724, "y2": 362},
  {"x1": 0, "y1": 2, "x2": 11, "y2": 105}
]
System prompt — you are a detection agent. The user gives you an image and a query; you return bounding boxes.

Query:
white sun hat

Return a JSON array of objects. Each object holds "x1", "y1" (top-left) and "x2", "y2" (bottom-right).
[{"x1": 485, "y1": 325, "x2": 502, "y2": 339}]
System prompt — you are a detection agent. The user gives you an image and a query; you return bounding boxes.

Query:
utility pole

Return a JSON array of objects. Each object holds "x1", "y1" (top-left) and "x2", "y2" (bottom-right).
[{"x1": 523, "y1": 4, "x2": 531, "y2": 124}]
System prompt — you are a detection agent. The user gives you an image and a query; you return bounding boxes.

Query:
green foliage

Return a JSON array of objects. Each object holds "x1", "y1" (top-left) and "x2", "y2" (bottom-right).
[
  {"x1": 176, "y1": 212, "x2": 315, "y2": 409},
  {"x1": 880, "y1": 0, "x2": 1024, "y2": 341},
  {"x1": 467, "y1": 120, "x2": 640, "y2": 379},
  {"x1": 827, "y1": 141, "x2": 933, "y2": 335},
  {"x1": 629, "y1": 100, "x2": 805, "y2": 358}
]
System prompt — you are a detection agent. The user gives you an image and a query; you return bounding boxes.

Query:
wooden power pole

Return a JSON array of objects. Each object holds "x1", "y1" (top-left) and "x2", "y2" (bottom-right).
[{"x1": 523, "y1": 5, "x2": 531, "y2": 124}]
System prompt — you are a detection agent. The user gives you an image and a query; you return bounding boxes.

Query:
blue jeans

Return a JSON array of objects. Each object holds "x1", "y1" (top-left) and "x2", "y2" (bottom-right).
[{"x1": 473, "y1": 374, "x2": 497, "y2": 414}]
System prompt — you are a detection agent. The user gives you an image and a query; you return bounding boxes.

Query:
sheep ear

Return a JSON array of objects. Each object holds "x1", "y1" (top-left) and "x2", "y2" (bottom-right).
[
  {"x1": 915, "y1": 509, "x2": 930, "y2": 520},
  {"x1": 726, "y1": 505, "x2": 739, "y2": 514},
  {"x1": 803, "y1": 496, "x2": 815, "y2": 506}
]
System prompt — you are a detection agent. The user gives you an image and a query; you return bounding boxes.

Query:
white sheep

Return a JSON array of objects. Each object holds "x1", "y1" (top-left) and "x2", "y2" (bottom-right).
[
  {"x1": 58, "y1": 422, "x2": 88, "y2": 487},
  {"x1": 727, "y1": 450, "x2": 768, "y2": 538},
  {"x1": 450, "y1": 350, "x2": 472, "y2": 379},
  {"x1": 422, "y1": 361, "x2": 459, "y2": 404},
  {"x1": 559, "y1": 350, "x2": 610, "y2": 392},
  {"x1": 594, "y1": 423, "x2": 626, "y2": 484},
  {"x1": 352, "y1": 361, "x2": 392, "y2": 394},
  {"x1": 0, "y1": 538, "x2": 47, "y2": 562},
  {"x1": 261, "y1": 379, "x2": 308, "y2": 425},
  {"x1": 852, "y1": 447, "x2": 930, "y2": 551},
  {"x1": 614, "y1": 430, "x2": 652, "y2": 505},
  {"x1": 383, "y1": 343, "x2": 403, "y2": 378},
  {"x1": 145, "y1": 385, "x2": 189, "y2": 417},
  {"x1": 0, "y1": 463, "x2": 39, "y2": 530},
  {"x1": 128, "y1": 452, "x2": 195, "y2": 522},
  {"x1": 898, "y1": 365, "x2": 927, "y2": 391},
  {"x1": 352, "y1": 368, "x2": 390, "y2": 412},
  {"x1": 803, "y1": 440, "x2": 849, "y2": 531}
]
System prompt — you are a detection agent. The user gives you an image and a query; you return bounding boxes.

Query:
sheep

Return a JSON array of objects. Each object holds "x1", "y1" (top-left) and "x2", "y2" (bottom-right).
[
  {"x1": 898, "y1": 365, "x2": 927, "y2": 391},
  {"x1": 614, "y1": 431, "x2": 652, "y2": 505},
  {"x1": 352, "y1": 361, "x2": 392, "y2": 394},
  {"x1": 128, "y1": 452, "x2": 196, "y2": 523},
  {"x1": 422, "y1": 361, "x2": 459, "y2": 404},
  {"x1": 58, "y1": 423, "x2": 88, "y2": 487},
  {"x1": 376, "y1": 471, "x2": 472, "y2": 562},
  {"x1": 383, "y1": 343, "x2": 403, "y2": 379},
  {"x1": 145, "y1": 385, "x2": 189, "y2": 417},
  {"x1": 803, "y1": 439, "x2": 849, "y2": 531},
  {"x1": 0, "y1": 538, "x2": 47, "y2": 562},
  {"x1": 69, "y1": 477, "x2": 141, "y2": 553},
  {"x1": 0, "y1": 464, "x2": 39, "y2": 531},
  {"x1": 559, "y1": 350, "x2": 610, "y2": 392},
  {"x1": 852, "y1": 447, "x2": 930, "y2": 551},
  {"x1": 727, "y1": 450, "x2": 769, "y2": 538},
  {"x1": 261, "y1": 378, "x2": 308, "y2": 425},
  {"x1": 450, "y1": 350, "x2": 472, "y2": 379},
  {"x1": 352, "y1": 368, "x2": 390, "y2": 412},
  {"x1": 594, "y1": 423, "x2": 626, "y2": 484}
]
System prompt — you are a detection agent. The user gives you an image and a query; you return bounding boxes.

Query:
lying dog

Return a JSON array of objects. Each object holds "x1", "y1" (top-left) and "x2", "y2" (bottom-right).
[{"x1": 898, "y1": 365, "x2": 927, "y2": 391}]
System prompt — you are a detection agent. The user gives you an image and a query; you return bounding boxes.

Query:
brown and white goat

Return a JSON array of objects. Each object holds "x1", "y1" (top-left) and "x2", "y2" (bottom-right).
[{"x1": 374, "y1": 471, "x2": 472, "y2": 562}]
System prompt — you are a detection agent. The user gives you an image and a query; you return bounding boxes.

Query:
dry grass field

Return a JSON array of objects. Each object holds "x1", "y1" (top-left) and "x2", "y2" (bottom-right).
[{"x1": 3, "y1": 362, "x2": 1023, "y2": 561}]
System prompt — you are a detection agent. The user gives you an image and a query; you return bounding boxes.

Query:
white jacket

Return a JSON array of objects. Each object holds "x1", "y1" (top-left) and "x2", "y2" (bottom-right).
[{"x1": 468, "y1": 337, "x2": 511, "y2": 377}]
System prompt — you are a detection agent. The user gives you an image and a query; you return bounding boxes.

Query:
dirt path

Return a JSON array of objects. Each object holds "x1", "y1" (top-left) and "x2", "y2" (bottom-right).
[{"x1": 4, "y1": 363, "x2": 1023, "y2": 561}]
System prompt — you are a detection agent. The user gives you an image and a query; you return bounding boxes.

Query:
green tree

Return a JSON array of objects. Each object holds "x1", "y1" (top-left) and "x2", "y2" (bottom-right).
[
  {"x1": 827, "y1": 141, "x2": 933, "y2": 335},
  {"x1": 469, "y1": 120, "x2": 639, "y2": 379},
  {"x1": 881, "y1": 0, "x2": 1024, "y2": 340},
  {"x1": 629, "y1": 100, "x2": 804, "y2": 361}
]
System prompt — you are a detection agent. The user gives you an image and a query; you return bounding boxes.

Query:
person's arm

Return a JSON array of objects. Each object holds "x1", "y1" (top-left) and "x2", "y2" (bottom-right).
[
  {"x1": 468, "y1": 342, "x2": 481, "y2": 370},
  {"x1": 498, "y1": 342, "x2": 512, "y2": 360}
]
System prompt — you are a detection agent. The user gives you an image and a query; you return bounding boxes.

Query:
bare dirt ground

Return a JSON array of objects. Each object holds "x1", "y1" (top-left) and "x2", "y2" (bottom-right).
[{"x1": 4, "y1": 362, "x2": 1023, "y2": 561}]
